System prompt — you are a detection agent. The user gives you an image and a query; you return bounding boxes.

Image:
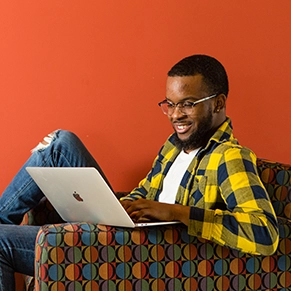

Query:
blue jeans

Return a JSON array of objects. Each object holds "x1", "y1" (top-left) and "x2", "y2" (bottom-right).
[{"x1": 0, "y1": 130, "x2": 109, "y2": 290}]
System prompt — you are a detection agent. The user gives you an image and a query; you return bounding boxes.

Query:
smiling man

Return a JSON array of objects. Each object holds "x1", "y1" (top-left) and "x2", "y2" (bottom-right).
[
  {"x1": 0, "y1": 54, "x2": 279, "y2": 290},
  {"x1": 120, "y1": 55, "x2": 279, "y2": 255}
]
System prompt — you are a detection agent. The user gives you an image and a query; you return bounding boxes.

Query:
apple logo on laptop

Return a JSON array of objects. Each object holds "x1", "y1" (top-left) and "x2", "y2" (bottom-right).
[{"x1": 73, "y1": 191, "x2": 84, "y2": 202}]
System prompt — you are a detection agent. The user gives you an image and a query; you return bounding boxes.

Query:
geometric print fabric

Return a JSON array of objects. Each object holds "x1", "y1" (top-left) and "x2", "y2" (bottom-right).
[
  {"x1": 34, "y1": 221, "x2": 291, "y2": 291},
  {"x1": 29, "y1": 158, "x2": 291, "y2": 290}
]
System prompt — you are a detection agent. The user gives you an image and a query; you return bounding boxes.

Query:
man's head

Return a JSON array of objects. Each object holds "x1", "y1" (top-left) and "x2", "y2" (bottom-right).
[
  {"x1": 163, "y1": 54, "x2": 228, "y2": 152},
  {"x1": 167, "y1": 54, "x2": 229, "y2": 97}
]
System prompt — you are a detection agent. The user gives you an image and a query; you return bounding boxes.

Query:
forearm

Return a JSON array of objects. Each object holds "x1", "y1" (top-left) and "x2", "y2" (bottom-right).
[
  {"x1": 171, "y1": 204, "x2": 191, "y2": 225},
  {"x1": 188, "y1": 206, "x2": 279, "y2": 255}
]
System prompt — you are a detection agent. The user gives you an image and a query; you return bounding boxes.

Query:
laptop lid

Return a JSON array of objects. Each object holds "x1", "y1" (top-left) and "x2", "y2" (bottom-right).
[{"x1": 26, "y1": 167, "x2": 180, "y2": 228}]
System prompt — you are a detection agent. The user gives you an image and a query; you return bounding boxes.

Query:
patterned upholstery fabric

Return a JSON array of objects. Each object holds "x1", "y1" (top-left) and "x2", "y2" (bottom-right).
[
  {"x1": 23, "y1": 159, "x2": 291, "y2": 290},
  {"x1": 25, "y1": 276, "x2": 35, "y2": 291},
  {"x1": 257, "y1": 159, "x2": 291, "y2": 220}
]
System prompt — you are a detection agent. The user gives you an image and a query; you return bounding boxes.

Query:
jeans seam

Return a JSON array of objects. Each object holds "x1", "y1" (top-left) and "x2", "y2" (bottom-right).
[
  {"x1": 0, "y1": 179, "x2": 36, "y2": 211},
  {"x1": 1, "y1": 148, "x2": 75, "y2": 211},
  {"x1": 0, "y1": 153, "x2": 52, "y2": 211}
]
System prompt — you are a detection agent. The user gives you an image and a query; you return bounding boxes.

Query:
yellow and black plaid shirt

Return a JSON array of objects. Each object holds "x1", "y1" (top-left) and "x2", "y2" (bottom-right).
[{"x1": 124, "y1": 117, "x2": 278, "y2": 255}]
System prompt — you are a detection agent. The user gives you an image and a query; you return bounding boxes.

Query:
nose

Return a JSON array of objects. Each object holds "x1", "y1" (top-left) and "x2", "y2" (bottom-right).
[{"x1": 170, "y1": 105, "x2": 185, "y2": 119}]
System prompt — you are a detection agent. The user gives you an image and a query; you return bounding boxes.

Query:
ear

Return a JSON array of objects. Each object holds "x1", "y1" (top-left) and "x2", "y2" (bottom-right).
[{"x1": 214, "y1": 94, "x2": 227, "y2": 112}]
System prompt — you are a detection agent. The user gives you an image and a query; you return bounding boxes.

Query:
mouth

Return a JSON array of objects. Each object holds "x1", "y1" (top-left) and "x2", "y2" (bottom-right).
[{"x1": 173, "y1": 123, "x2": 192, "y2": 135}]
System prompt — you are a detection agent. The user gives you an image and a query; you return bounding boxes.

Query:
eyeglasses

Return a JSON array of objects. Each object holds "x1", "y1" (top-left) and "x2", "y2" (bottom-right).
[{"x1": 158, "y1": 94, "x2": 217, "y2": 116}]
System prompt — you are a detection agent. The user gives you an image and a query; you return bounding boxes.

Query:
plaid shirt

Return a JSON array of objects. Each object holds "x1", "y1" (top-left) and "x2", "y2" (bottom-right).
[{"x1": 124, "y1": 117, "x2": 278, "y2": 255}]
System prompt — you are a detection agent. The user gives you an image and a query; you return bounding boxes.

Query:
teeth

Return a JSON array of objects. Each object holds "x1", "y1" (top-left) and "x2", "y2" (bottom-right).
[{"x1": 177, "y1": 125, "x2": 186, "y2": 129}]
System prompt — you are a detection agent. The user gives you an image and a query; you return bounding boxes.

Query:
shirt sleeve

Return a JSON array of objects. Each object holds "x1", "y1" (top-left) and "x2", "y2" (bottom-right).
[
  {"x1": 120, "y1": 177, "x2": 149, "y2": 201},
  {"x1": 120, "y1": 137, "x2": 176, "y2": 202},
  {"x1": 188, "y1": 146, "x2": 279, "y2": 255}
]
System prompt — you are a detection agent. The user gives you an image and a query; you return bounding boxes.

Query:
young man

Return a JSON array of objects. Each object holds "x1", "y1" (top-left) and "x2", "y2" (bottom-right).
[{"x1": 0, "y1": 55, "x2": 278, "y2": 290}]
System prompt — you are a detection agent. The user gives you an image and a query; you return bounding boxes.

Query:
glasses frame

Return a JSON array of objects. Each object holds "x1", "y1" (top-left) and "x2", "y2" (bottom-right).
[{"x1": 158, "y1": 94, "x2": 217, "y2": 116}]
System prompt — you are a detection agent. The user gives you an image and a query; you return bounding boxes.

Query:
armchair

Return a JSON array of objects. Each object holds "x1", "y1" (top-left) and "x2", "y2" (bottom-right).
[{"x1": 24, "y1": 158, "x2": 291, "y2": 290}]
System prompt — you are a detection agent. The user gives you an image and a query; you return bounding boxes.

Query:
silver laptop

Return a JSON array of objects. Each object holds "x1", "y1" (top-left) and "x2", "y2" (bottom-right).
[{"x1": 26, "y1": 167, "x2": 180, "y2": 228}]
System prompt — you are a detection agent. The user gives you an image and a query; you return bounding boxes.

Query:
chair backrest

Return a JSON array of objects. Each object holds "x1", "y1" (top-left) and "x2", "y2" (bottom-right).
[
  {"x1": 22, "y1": 192, "x2": 129, "y2": 226},
  {"x1": 257, "y1": 158, "x2": 291, "y2": 220},
  {"x1": 22, "y1": 197, "x2": 64, "y2": 226}
]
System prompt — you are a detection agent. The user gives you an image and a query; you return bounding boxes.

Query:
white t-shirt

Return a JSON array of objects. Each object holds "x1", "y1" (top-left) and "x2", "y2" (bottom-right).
[{"x1": 158, "y1": 148, "x2": 200, "y2": 204}]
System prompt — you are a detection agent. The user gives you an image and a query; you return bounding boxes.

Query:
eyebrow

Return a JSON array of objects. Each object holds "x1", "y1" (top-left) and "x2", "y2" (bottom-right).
[{"x1": 165, "y1": 96, "x2": 200, "y2": 102}]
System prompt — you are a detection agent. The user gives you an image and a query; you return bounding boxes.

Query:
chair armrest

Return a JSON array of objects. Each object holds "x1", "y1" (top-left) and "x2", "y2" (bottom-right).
[{"x1": 34, "y1": 220, "x2": 291, "y2": 290}]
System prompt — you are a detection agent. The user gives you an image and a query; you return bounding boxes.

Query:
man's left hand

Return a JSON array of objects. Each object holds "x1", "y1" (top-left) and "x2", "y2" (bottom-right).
[{"x1": 120, "y1": 199, "x2": 190, "y2": 225}]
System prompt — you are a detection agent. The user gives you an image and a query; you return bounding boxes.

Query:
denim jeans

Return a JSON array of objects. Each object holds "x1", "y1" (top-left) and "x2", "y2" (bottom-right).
[{"x1": 0, "y1": 130, "x2": 109, "y2": 290}]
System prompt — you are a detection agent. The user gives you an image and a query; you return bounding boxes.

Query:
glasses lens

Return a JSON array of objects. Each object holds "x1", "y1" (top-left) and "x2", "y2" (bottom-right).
[
  {"x1": 159, "y1": 102, "x2": 171, "y2": 115},
  {"x1": 181, "y1": 102, "x2": 194, "y2": 115}
]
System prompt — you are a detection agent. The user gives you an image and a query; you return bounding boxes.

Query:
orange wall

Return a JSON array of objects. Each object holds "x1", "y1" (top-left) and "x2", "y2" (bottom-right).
[{"x1": 1, "y1": 1, "x2": 291, "y2": 194}]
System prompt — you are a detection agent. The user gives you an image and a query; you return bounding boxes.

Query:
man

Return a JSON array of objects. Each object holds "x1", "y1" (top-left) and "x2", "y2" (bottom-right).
[{"x1": 0, "y1": 54, "x2": 278, "y2": 290}]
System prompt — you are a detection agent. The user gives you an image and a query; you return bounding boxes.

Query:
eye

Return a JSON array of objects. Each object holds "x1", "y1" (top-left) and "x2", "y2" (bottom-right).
[
  {"x1": 182, "y1": 102, "x2": 194, "y2": 108},
  {"x1": 166, "y1": 102, "x2": 175, "y2": 108}
]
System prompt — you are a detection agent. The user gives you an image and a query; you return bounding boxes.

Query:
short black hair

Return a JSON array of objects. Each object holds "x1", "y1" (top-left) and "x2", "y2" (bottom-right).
[{"x1": 168, "y1": 54, "x2": 229, "y2": 97}]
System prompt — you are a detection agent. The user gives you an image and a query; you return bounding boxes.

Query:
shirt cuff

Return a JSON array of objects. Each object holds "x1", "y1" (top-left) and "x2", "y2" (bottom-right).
[{"x1": 189, "y1": 207, "x2": 215, "y2": 239}]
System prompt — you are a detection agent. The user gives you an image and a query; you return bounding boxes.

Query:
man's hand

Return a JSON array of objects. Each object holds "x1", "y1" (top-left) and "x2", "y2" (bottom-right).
[{"x1": 120, "y1": 199, "x2": 190, "y2": 225}]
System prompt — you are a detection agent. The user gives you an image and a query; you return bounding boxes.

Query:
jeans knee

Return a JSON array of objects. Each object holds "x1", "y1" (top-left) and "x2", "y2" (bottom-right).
[
  {"x1": 30, "y1": 130, "x2": 56, "y2": 153},
  {"x1": 31, "y1": 130, "x2": 79, "y2": 153},
  {"x1": 56, "y1": 130, "x2": 82, "y2": 147},
  {"x1": 31, "y1": 130, "x2": 60, "y2": 153}
]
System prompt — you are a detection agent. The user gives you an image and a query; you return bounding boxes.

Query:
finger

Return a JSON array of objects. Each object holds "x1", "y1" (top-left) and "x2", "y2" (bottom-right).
[
  {"x1": 120, "y1": 200, "x2": 132, "y2": 210},
  {"x1": 124, "y1": 199, "x2": 145, "y2": 213}
]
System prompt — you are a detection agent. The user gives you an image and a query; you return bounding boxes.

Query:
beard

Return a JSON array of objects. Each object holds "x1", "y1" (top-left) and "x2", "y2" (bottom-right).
[{"x1": 174, "y1": 108, "x2": 213, "y2": 151}]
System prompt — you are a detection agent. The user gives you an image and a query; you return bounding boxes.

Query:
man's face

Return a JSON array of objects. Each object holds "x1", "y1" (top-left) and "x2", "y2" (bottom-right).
[{"x1": 165, "y1": 74, "x2": 216, "y2": 151}]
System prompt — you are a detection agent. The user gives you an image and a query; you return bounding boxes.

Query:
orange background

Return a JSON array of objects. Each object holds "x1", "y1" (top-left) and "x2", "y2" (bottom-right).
[{"x1": 1, "y1": 1, "x2": 291, "y2": 198}]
